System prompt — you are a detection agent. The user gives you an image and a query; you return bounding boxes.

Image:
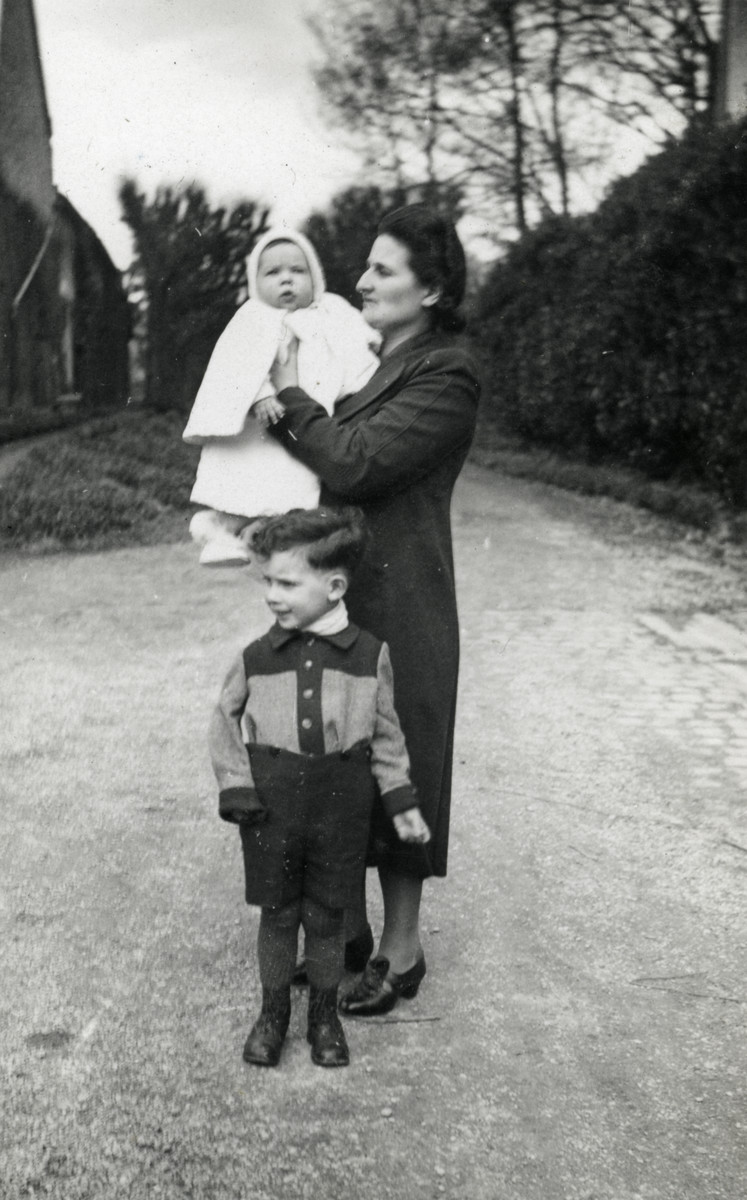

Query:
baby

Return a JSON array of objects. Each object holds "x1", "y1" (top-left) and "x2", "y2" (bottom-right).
[{"x1": 183, "y1": 229, "x2": 379, "y2": 566}]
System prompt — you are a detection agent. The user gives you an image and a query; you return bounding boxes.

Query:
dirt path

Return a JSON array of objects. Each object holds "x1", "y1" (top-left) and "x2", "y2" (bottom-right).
[{"x1": 1, "y1": 464, "x2": 745, "y2": 1199}]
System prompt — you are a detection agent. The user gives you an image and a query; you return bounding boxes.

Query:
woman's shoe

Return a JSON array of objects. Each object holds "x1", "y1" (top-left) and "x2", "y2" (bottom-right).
[
  {"x1": 393, "y1": 953, "x2": 427, "y2": 999},
  {"x1": 339, "y1": 953, "x2": 426, "y2": 1017}
]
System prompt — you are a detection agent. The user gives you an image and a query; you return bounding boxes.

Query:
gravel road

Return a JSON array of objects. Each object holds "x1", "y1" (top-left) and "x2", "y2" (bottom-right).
[{"x1": 1, "y1": 462, "x2": 745, "y2": 1199}]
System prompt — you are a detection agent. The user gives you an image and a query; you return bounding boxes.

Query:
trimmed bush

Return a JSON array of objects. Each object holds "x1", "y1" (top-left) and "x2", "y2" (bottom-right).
[{"x1": 475, "y1": 116, "x2": 747, "y2": 505}]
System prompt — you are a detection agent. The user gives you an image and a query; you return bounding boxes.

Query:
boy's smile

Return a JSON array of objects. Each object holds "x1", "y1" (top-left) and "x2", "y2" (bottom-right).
[{"x1": 261, "y1": 548, "x2": 346, "y2": 631}]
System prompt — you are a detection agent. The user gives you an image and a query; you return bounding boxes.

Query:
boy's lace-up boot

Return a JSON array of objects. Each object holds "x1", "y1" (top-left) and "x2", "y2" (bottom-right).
[
  {"x1": 242, "y1": 987, "x2": 291, "y2": 1067},
  {"x1": 306, "y1": 986, "x2": 349, "y2": 1067}
]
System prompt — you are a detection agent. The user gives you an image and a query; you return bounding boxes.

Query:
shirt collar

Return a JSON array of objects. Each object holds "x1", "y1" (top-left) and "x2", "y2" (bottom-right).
[{"x1": 268, "y1": 622, "x2": 361, "y2": 651}]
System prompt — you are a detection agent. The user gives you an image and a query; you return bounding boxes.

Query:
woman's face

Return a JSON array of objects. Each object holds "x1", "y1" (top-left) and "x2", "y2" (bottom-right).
[{"x1": 356, "y1": 234, "x2": 438, "y2": 347}]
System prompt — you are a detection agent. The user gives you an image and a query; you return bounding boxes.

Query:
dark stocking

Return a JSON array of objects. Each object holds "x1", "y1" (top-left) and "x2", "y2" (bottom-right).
[
  {"x1": 301, "y1": 897, "x2": 344, "y2": 990},
  {"x1": 257, "y1": 900, "x2": 302, "y2": 989}
]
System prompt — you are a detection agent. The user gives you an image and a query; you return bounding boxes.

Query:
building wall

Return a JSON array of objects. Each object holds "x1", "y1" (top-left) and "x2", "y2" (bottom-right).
[
  {"x1": 0, "y1": 2, "x2": 130, "y2": 433},
  {"x1": 0, "y1": 0, "x2": 55, "y2": 218},
  {"x1": 0, "y1": 182, "x2": 62, "y2": 417},
  {"x1": 57, "y1": 196, "x2": 131, "y2": 411}
]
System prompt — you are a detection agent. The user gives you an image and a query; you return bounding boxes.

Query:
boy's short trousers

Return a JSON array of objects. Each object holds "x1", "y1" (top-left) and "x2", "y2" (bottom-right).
[{"x1": 239, "y1": 742, "x2": 377, "y2": 910}]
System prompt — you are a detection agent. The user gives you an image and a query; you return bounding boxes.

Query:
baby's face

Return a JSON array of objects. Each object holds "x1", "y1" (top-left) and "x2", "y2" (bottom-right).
[{"x1": 255, "y1": 241, "x2": 314, "y2": 311}]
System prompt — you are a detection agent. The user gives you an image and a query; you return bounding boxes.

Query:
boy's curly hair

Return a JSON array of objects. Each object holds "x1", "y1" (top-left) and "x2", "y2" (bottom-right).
[{"x1": 250, "y1": 506, "x2": 369, "y2": 577}]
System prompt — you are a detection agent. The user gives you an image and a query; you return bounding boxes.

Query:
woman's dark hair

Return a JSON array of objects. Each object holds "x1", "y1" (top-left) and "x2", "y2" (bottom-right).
[
  {"x1": 378, "y1": 203, "x2": 466, "y2": 332},
  {"x1": 250, "y1": 506, "x2": 369, "y2": 578}
]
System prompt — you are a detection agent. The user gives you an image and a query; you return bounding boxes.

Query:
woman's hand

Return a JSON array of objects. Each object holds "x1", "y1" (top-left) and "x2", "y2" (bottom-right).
[
  {"x1": 392, "y1": 807, "x2": 431, "y2": 844},
  {"x1": 270, "y1": 335, "x2": 299, "y2": 392}
]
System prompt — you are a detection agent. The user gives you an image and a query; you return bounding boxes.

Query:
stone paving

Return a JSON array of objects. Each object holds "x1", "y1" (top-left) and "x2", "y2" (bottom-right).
[{"x1": 634, "y1": 613, "x2": 747, "y2": 795}]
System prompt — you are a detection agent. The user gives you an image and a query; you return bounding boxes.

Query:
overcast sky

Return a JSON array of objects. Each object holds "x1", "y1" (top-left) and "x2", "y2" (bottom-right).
[{"x1": 33, "y1": 0, "x2": 359, "y2": 268}]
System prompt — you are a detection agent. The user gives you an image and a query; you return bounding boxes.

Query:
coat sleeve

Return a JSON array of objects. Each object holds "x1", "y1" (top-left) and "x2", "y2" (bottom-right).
[
  {"x1": 208, "y1": 653, "x2": 266, "y2": 824},
  {"x1": 272, "y1": 349, "x2": 479, "y2": 500},
  {"x1": 370, "y1": 643, "x2": 418, "y2": 818}
]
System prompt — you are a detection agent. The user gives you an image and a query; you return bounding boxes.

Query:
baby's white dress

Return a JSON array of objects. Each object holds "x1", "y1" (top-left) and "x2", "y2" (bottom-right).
[{"x1": 183, "y1": 293, "x2": 378, "y2": 517}]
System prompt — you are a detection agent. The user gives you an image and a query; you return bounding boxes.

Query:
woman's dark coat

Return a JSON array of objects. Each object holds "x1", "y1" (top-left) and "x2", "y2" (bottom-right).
[{"x1": 273, "y1": 329, "x2": 480, "y2": 877}]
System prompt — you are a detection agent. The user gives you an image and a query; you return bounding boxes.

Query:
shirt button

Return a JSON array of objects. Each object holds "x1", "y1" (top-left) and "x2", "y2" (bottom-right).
[
  {"x1": 307, "y1": 636, "x2": 316, "y2": 645},
  {"x1": 303, "y1": 688, "x2": 313, "y2": 699},
  {"x1": 301, "y1": 718, "x2": 312, "y2": 730},
  {"x1": 304, "y1": 660, "x2": 313, "y2": 670}
]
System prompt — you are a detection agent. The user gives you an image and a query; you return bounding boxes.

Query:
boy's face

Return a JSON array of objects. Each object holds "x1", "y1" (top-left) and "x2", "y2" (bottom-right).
[
  {"x1": 260, "y1": 548, "x2": 346, "y2": 631},
  {"x1": 255, "y1": 242, "x2": 314, "y2": 311}
]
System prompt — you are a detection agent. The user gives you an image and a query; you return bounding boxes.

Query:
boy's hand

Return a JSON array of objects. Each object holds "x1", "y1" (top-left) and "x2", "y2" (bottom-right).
[
  {"x1": 239, "y1": 809, "x2": 268, "y2": 827},
  {"x1": 252, "y1": 396, "x2": 286, "y2": 427},
  {"x1": 392, "y1": 807, "x2": 431, "y2": 844}
]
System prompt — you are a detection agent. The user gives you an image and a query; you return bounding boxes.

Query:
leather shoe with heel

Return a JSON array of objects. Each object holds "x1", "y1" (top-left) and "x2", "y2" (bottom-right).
[{"x1": 339, "y1": 953, "x2": 426, "y2": 1017}]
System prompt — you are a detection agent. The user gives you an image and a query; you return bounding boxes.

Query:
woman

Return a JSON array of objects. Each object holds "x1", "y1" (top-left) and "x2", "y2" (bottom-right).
[{"x1": 269, "y1": 204, "x2": 480, "y2": 1015}]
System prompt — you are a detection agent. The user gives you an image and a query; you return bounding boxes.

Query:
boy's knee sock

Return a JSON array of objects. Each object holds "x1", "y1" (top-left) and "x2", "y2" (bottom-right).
[
  {"x1": 302, "y1": 898, "x2": 344, "y2": 990},
  {"x1": 257, "y1": 900, "x2": 302, "y2": 989}
]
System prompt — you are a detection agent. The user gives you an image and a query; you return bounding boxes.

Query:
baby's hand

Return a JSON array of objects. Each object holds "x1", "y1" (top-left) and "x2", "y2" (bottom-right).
[
  {"x1": 392, "y1": 807, "x2": 431, "y2": 844},
  {"x1": 252, "y1": 396, "x2": 286, "y2": 427}
]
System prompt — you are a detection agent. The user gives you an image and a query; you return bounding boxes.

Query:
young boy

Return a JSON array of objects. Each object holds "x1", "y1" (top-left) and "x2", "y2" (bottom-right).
[
  {"x1": 183, "y1": 229, "x2": 379, "y2": 566},
  {"x1": 209, "y1": 506, "x2": 429, "y2": 1068}
]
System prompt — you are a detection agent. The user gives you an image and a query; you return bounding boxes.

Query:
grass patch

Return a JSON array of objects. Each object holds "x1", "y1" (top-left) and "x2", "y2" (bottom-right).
[
  {"x1": 3, "y1": 404, "x2": 746, "y2": 556},
  {"x1": 0, "y1": 409, "x2": 200, "y2": 554},
  {"x1": 470, "y1": 417, "x2": 744, "y2": 540}
]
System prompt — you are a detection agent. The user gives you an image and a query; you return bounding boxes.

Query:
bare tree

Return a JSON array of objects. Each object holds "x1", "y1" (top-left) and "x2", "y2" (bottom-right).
[
  {"x1": 309, "y1": 0, "x2": 722, "y2": 237},
  {"x1": 577, "y1": 1, "x2": 720, "y2": 135}
]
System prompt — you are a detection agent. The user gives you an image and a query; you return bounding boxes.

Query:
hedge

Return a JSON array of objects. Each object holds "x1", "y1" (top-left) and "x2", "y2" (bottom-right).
[
  {"x1": 475, "y1": 116, "x2": 747, "y2": 505},
  {"x1": 0, "y1": 410, "x2": 199, "y2": 551}
]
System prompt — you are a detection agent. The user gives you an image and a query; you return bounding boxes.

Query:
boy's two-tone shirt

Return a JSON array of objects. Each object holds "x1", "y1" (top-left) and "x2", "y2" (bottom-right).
[{"x1": 209, "y1": 622, "x2": 416, "y2": 824}]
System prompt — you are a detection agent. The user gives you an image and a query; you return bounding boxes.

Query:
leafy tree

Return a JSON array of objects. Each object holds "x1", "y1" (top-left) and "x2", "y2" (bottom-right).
[
  {"x1": 119, "y1": 179, "x2": 270, "y2": 411},
  {"x1": 309, "y1": 0, "x2": 721, "y2": 239}
]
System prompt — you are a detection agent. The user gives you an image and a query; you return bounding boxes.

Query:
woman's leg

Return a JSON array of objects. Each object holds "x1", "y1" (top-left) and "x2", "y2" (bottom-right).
[
  {"x1": 338, "y1": 871, "x2": 426, "y2": 1016},
  {"x1": 376, "y1": 867, "x2": 424, "y2": 974}
]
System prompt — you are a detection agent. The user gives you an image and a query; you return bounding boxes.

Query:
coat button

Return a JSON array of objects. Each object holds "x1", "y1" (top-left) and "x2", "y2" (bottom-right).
[
  {"x1": 303, "y1": 688, "x2": 313, "y2": 699},
  {"x1": 301, "y1": 718, "x2": 312, "y2": 730},
  {"x1": 304, "y1": 660, "x2": 313, "y2": 670}
]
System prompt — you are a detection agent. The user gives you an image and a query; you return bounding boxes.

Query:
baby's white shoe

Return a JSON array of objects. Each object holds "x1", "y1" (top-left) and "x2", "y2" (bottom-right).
[
  {"x1": 189, "y1": 509, "x2": 225, "y2": 546},
  {"x1": 198, "y1": 535, "x2": 252, "y2": 568}
]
